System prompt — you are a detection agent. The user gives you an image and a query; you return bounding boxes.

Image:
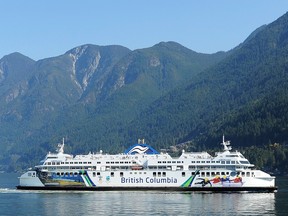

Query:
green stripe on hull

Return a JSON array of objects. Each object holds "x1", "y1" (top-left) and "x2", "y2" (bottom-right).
[{"x1": 181, "y1": 170, "x2": 200, "y2": 188}]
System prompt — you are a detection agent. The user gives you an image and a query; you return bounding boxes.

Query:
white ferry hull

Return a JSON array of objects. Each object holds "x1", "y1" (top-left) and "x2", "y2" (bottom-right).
[{"x1": 17, "y1": 170, "x2": 277, "y2": 192}]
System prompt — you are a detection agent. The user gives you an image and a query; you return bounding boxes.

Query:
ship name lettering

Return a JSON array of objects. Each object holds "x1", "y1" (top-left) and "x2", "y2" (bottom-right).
[
  {"x1": 121, "y1": 177, "x2": 144, "y2": 184},
  {"x1": 146, "y1": 177, "x2": 177, "y2": 184}
]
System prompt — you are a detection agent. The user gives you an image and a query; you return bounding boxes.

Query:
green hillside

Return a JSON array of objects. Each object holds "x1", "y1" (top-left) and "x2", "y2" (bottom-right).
[
  {"x1": 0, "y1": 42, "x2": 227, "y2": 171},
  {"x1": 125, "y1": 12, "x2": 288, "y2": 149}
]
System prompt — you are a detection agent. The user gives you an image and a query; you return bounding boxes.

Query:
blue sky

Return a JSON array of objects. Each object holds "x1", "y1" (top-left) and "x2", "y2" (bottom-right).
[{"x1": 1, "y1": 0, "x2": 288, "y2": 60}]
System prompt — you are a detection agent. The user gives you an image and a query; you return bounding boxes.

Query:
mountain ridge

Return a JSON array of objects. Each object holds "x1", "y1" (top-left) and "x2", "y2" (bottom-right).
[{"x1": 1, "y1": 12, "x2": 288, "y2": 172}]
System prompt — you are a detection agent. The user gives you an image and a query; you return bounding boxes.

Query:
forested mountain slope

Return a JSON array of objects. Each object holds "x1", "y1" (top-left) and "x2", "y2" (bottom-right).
[
  {"x1": 125, "y1": 12, "x2": 288, "y2": 151},
  {"x1": 0, "y1": 42, "x2": 227, "y2": 171}
]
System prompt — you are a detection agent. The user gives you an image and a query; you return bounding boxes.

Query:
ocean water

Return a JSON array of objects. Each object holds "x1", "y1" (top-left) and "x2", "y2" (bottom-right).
[{"x1": 0, "y1": 173, "x2": 287, "y2": 216}]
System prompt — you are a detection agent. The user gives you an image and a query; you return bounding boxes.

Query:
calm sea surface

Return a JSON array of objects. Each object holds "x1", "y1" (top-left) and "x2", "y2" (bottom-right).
[{"x1": 0, "y1": 173, "x2": 287, "y2": 216}]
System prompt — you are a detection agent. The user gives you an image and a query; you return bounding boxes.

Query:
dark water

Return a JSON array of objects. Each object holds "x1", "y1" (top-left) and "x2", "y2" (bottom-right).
[{"x1": 0, "y1": 173, "x2": 287, "y2": 215}]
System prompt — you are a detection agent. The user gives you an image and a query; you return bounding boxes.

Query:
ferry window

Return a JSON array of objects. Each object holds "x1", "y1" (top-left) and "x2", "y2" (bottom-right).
[
  {"x1": 221, "y1": 161, "x2": 225, "y2": 164},
  {"x1": 192, "y1": 172, "x2": 195, "y2": 175},
  {"x1": 28, "y1": 173, "x2": 31, "y2": 177},
  {"x1": 97, "y1": 172, "x2": 100, "y2": 176},
  {"x1": 226, "y1": 172, "x2": 229, "y2": 175},
  {"x1": 144, "y1": 172, "x2": 147, "y2": 174},
  {"x1": 115, "y1": 162, "x2": 119, "y2": 164},
  {"x1": 167, "y1": 161, "x2": 171, "y2": 163},
  {"x1": 111, "y1": 162, "x2": 114, "y2": 164},
  {"x1": 191, "y1": 161, "x2": 195, "y2": 163},
  {"x1": 177, "y1": 161, "x2": 181, "y2": 163},
  {"x1": 111, "y1": 172, "x2": 114, "y2": 177},
  {"x1": 153, "y1": 172, "x2": 156, "y2": 177},
  {"x1": 162, "y1": 172, "x2": 166, "y2": 177},
  {"x1": 57, "y1": 162, "x2": 60, "y2": 165},
  {"x1": 120, "y1": 162, "x2": 123, "y2": 164},
  {"x1": 70, "y1": 172, "x2": 73, "y2": 176},
  {"x1": 201, "y1": 161, "x2": 205, "y2": 163},
  {"x1": 158, "y1": 161, "x2": 161, "y2": 164},
  {"x1": 74, "y1": 172, "x2": 78, "y2": 175},
  {"x1": 70, "y1": 162, "x2": 73, "y2": 164},
  {"x1": 241, "y1": 172, "x2": 245, "y2": 176},
  {"x1": 221, "y1": 172, "x2": 225, "y2": 175},
  {"x1": 83, "y1": 162, "x2": 87, "y2": 164},
  {"x1": 226, "y1": 161, "x2": 230, "y2": 164},
  {"x1": 206, "y1": 161, "x2": 210, "y2": 163},
  {"x1": 97, "y1": 162, "x2": 101, "y2": 164},
  {"x1": 206, "y1": 172, "x2": 210, "y2": 177},
  {"x1": 65, "y1": 162, "x2": 69, "y2": 164},
  {"x1": 172, "y1": 161, "x2": 176, "y2": 163},
  {"x1": 93, "y1": 172, "x2": 96, "y2": 177},
  {"x1": 120, "y1": 172, "x2": 124, "y2": 177},
  {"x1": 247, "y1": 172, "x2": 250, "y2": 177},
  {"x1": 88, "y1": 162, "x2": 91, "y2": 164},
  {"x1": 231, "y1": 161, "x2": 235, "y2": 164},
  {"x1": 182, "y1": 172, "x2": 185, "y2": 177},
  {"x1": 158, "y1": 172, "x2": 161, "y2": 177},
  {"x1": 211, "y1": 172, "x2": 215, "y2": 176},
  {"x1": 74, "y1": 162, "x2": 78, "y2": 164},
  {"x1": 163, "y1": 161, "x2": 166, "y2": 164},
  {"x1": 61, "y1": 162, "x2": 64, "y2": 164},
  {"x1": 52, "y1": 162, "x2": 55, "y2": 165},
  {"x1": 201, "y1": 172, "x2": 205, "y2": 176},
  {"x1": 216, "y1": 172, "x2": 220, "y2": 175},
  {"x1": 196, "y1": 161, "x2": 200, "y2": 163},
  {"x1": 48, "y1": 162, "x2": 51, "y2": 165},
  {"x1": 79, "y1": 162, "x2": 82, "y2": 164}
]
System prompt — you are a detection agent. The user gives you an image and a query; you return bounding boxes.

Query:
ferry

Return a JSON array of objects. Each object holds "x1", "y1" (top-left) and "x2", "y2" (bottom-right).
[{"x1": 17, "y1": 136, "x2": 277, "y2": 192}]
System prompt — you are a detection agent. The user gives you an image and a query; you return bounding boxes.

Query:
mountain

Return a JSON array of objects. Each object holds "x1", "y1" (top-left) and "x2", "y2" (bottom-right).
[
  {"x1": 124, "y1": 12, "x2": 288, "y2": 150},
  {"x1": 2, "y1": 12, "x2": 288, "y2": 172},
  {"x1": 0, "y1": 42, "x2": 227, "y2": 171}
]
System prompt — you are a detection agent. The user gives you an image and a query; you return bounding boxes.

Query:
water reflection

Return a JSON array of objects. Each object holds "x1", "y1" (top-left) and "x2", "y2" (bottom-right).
[{"x1": 35, "y1": 191, "x2": 275, "y2": 215}]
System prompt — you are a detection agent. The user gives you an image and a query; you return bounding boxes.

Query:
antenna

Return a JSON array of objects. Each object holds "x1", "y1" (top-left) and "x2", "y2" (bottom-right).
[
  {"x1": 57, "y1": 138, "x2": 65, "y2": 154},
  {"x1": 221, "y1": 135, "x2": 232, "y2": 151}
]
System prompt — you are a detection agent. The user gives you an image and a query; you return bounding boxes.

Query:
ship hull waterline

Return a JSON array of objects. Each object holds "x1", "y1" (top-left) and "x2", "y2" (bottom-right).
[{"x1": 16, "y1": 185, "x2": 277, "y2": 192}]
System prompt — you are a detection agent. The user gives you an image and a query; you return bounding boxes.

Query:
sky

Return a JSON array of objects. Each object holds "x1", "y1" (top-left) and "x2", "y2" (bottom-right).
[{"x1": 1, "y1": 0, "x2": 288, "y2": 60}]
